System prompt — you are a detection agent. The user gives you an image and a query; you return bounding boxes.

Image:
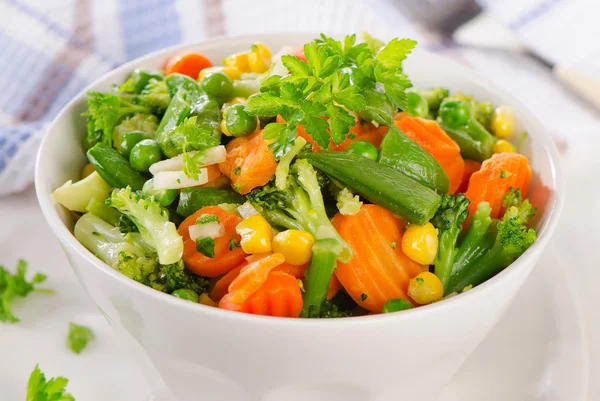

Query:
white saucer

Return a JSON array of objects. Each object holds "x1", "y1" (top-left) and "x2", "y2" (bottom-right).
[{"x1": 0, "y1": 188, "x2": 589, "y2": 400}]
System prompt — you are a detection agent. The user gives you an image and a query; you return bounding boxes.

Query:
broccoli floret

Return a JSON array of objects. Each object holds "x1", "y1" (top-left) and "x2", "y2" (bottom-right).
[
  {"x1": 83, "y1": 92, "x2": 152, "y2": 149},
  {"x1": 74, "y1": 213, "x2": 205, "y2": 294},
  {"x1": 138, "y1": 79, "x2": 171, "y2": 113},
  {"x1": 319, "y1": 300, "x2": 352, "y2": 318},
  {"x1": 107, "y1": 187, "x2": 183, "y2": 265},
  {"x1": 336, "y1": 187, "x2": 362, "y2": 215},
  {"x1": 112, "y1": 113, "x2": 158, "y2": 153},
  {"x1": 431, "y1": 193, "x2": 470, "y2": 289},
  {"x1": 248, "y1": 159, "x2": 352, "y2": 318},
  {"x1": 446, "y1": 196, "x2": 537, "y2": 294}
]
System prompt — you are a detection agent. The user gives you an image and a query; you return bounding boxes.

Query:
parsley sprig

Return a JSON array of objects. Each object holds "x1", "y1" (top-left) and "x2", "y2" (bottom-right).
[
  {"x1": 245, "y1": 33, "x2": 416, "y2": 159},
  {"x1": 0, "y1": 260, "x2": 52, "y2": 323}
]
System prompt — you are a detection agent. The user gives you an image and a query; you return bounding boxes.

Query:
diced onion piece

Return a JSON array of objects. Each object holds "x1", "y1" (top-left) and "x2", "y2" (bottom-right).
[
  {"x1": 237, "y1": 202, "x2": 259, "y2": 219},
  {"x1": 149, "y1": 146, "x2": 226, "y2": 175},
  {"x1": 189, "y1": 222, "x2": 225, "y2": 241},
  {"x1": 153, "y1": 169, "x2": 208, "y2": 190}
]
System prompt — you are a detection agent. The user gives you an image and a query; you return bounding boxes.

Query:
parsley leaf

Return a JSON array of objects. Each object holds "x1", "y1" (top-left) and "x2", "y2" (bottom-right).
[
  {"x1": 0, "y1": 260, "x2": 51, "y2": 323},
  {"x1": 195, "y1": 237, "x2": 215, "y2": 258},
  {"x1": 376, "y1": 38, "x2": 417, "y2": 69},
  {"x1": 196, "y1": 214, "x2": 219, "y2": 224},
  {"x1": 27, "y1": 365, "x2": 75, "y2": 401},
  {"x1": 327, "y1": 105, "x2": 355, "y2": 145},
  {"x1": 67, "y1": 323, "x2": 95, "y2": 354}
]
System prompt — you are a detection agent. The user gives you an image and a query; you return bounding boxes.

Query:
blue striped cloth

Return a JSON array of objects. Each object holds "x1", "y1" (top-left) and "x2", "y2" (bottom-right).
[{"x1": 0, "y1": 0, "x2": 405, "y2": 196}]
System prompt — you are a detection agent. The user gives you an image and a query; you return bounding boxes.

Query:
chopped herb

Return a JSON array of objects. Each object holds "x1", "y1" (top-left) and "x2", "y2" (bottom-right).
[
  {"x1": 228, "y1": 235, "x2": 240, "y2": 251},
  {"x1": 67, "y1": 322, "x2": 95, "y2": 354},
  {"x1": 0, "y1": 259, "x2": 52, "y2": 323},
  {"x1": 91, "y1": 231, "x2": 100, "y2": 236},
  {"x1": 416, "y1": 277, "x2": 424, "y2": 284},
  {"x1": 234, "y1": 183, "x2": 242, "y2": 192},
  {"x1": 360, "y1": 293, "x2": 368, "y2": 302},
  {"x1": 500, "y1": 170, "x2": 511, "y2": 178},
  {"x1": 348, "y1": 133, "x2": 357, "y2": 139},
  {"x1": 176, "y1": 179, "x2": 181, "y2": 184},
  {"x1": 234, "y1": 167, "x2": 241, "y2": 176},
  {"x1": 390, "y1": 241, "x2": 398, "y2": 250},
  {"x1": 27, "y1": 365, "x2": 75, "y2": 401},
  {"x1": 196, "y1": 214, "x2": 219, "y2": 224},
  {"x1": 461, "y1": 284, "x2": 473, "y2": 293},
  {"x1": 196, "y1": 237, "x2": 215, "y2": 258},
  {"x1": 297, "y1": 279, "x2": 305, "y2": 292}
]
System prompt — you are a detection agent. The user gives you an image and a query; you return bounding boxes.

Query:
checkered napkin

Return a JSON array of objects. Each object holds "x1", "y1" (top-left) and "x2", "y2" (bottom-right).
[{"x1": 0, "y1": 0, "x2": 402, "y2": 197}]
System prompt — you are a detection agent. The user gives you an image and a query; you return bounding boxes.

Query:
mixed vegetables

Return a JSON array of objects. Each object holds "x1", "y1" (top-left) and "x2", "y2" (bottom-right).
[{"x1": 53, "y1": 33, "x2": 537, "y2": 318}]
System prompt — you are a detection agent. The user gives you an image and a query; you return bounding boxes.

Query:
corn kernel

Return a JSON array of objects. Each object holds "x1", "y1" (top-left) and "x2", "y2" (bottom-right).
[
  {"x1": 229, "y1": 97, "x2": 247, "y2": 105},
  {"x1": 248, "y1": 42, "x2": 272, "y2": 73},
  {"x1": 272, "y1": 230, "x2": 315, "y2": 265},
  {"x1": 408, "y1": 272, "x2": 444, "y2": 305},
  {"x1": 491, "y1": 105, "x2": 515, "y2": 138},
  {"x1": 198, "y1": 66, "x2": 241, "y2": 81},
  {"x1": 81, "y1": 163, "x2": 95, "y2": 179},
  {"x1": 224, "y1": 52, "x2": 251, "y2": 73},
  {"x1": 220, "y1": 119, "x2": 231, "y2": 136},
  {"x1": 493, "y1": 139, "x2": 516, "y2": 154},
  {"x1": 401, "y1": 222, "x2": 438, "y2": 265},
  {"x1": 199, "y1": 293, "x2": 217, "y2": 307},
  {"x1": 236, "y1": 214, "x2": 273, "y2": 254}
]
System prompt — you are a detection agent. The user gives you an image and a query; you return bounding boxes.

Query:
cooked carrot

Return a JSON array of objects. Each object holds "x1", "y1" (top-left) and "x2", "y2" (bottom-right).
[
  {"x1": 210, "y1": 265, "x2": 243, "y2": 302},
  {"x1": 273, "y1": 262, "x2": 340, "y2": 300},
  {"x1": 458, "y1": 160, "x2": 482, "y2": 193},
  {"x1": 164, "y1": 52, "x2": 212, "y2": 78},
  {"x1": 226, "y1": 253, "x2": 286, "y2": 304},
  {"x1": 465, "y1": 152, "x2": 532, "y2": 220},
  {"x1": 178, "y1": 206, "x2": 246, "y2": 277},
  {"x1": 395, "y1": 115, "x2": 465, "y2": 194},
  {"x1": 332, "y1": 204, "x2": 425, "y2": 313},
  {"x1": 220, "y1": 271, "x2": 303, "y2": 317},
  {"x1": 293, "y1": 47, "x2": 308, "y2": 63},
  {"x1": 218, "y1": 130, "x2": 277, "y2": 194}
]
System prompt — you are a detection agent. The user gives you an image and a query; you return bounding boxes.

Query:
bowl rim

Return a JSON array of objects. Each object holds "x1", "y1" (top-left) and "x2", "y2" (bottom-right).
[{"x1": 35, "y1": 32, "x2": 564, "y2": 327}]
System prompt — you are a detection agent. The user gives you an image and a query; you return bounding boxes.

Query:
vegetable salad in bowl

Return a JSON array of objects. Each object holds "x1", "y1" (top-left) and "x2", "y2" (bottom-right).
[{"x1": 52, "y1": 33, "x2": 536, "y2": 319}]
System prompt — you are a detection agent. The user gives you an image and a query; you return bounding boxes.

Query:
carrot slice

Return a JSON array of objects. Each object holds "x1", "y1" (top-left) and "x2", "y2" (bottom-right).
[
  {"x1": 332, "y1": 204, "x2": 425, "y2": 313},
  {"x1": 164, "y1": 52, "x2": 212, "y2": 78},
  {"x1": 220, "y1": 271, "x2": 303, "y2": 317},
  {"x1": 465, "y1": 152, "x2": 532, "y2": 220},
  {"x1": 226, "y1": 253, "x2": 286, "y2": 304},
  {"x1": 394, "y1": 115, "x2": 465, "y2": 194},
  {"x1": 458, "y1": 160, "x2": 482, "y2": 193},
  {"x1": 272, "y1": 262, "x2": 340, "y2": 300},
  {"x1": 210, "y1": 266, "x2": 243, "y2": 302},
  {"x1": 178, "y1": 206, "x2": 246, "y2": 277},
  {"x1": 218, "y1": 130, "x2": 277, "y2": 194}
]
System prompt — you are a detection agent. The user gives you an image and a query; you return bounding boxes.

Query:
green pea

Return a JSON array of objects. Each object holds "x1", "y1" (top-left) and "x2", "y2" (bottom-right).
[
  {"x1": 406, "y1": 92, "x2": 430, "y2": 118},
  {"x1": 172, "y1": 289, "x2": 199, "y2": 302},
  {"x1": 224, "y1": 104, "x2": 258, "y2": 137},
  {"x1": 199, "y1": 72, "x2": 233, "y2": 103},
  {"x1": 142, "y1": 178, "x2": 178, "y2": 207},
  {"x1": 347, "y1": 140, "x2": 378, "y2": 161},
  {"x1": 129, "y1": 139, "x2": 162, "y2": 172},
  {"x1": 438, "y1": 100, "x2": 471, "y2": 129},
  {"x1": 382, "y1": 298, "x2": 413, "y2": 313},
  {"x1": 119, "y1": 131, "x2": 146, "y2": 158}
]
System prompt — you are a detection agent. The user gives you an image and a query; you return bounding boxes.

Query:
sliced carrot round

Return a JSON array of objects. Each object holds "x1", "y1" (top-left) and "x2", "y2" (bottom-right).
[{"x1": 164, "y1": 52, "x2": 212, "y2": 78}]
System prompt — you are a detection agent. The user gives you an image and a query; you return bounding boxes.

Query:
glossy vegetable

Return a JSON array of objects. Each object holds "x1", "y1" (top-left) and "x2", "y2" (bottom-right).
[
  {"x1": 198, "y1": 66, "x2": 241, "y2": 81},
  {"x1": 301, "y1": 238, "x2": 341, "y2": 317},
  {"x1": 142, "y1": 178, "x2": 178, "y2": 207},
  {"x1": 218, "y1": 130, "x2": 278, "y2": 194},
  {"x1": 223, "y1": 104, "x2": 258, "y2": 137},
  {"x1": 347, "y1": 140, "x2": 378, "y2": 160},
  {"x1": 236, "y1": 214, "x2": 273, "y2": 254},
  {"x1": 493, "y1": 139, "x2": 516, "y2": 154},
  {"x1": 248, "y1": 42, "x2": 272, "y2": 73},
  {"x1": 231, "y1": 78, "x2": 261, "y2": 98},
  {"x1": 332, "y1": 204, "x2": 426, "y2": 313},
  {"x1": 199, "y1": 71, "x2": 233, "y2": 103},
  {"x1": 382, "y1": 298, "x2": 413, "y2": 313},
  {"x1": 129, "y1": 139, "x2": 162, "y2": 172},
  {"x1": 221, "y1": 253, "x2": 285, "y2": 304},
  {"x1": 407, "y1": 272, "x2": 444, "y2": 305},
  {"x1": 164, "y1": 52, "x2": 212, "y2": 78},
  {"x1": 87, "y1": 143, "x2": 147, "y2": 190},
  {"x1": 465, "y1": 152, "x2": 532, "y2": 221},
  {"x1": 414, "y1": 87, "x2": 449, "y2": 112},
  {"x1": 406, "y1": 92, "x2": 429, "y2": 118},
  {"x1": 401, "y1": 222, "x2": 438, "y2": 265},
  {"x1": 394, "y1": 115, "x2": 464, "y2": 194},
  {"x1": 303, "y1": 151, "x2": 441, "y2": 225},
  {"x1": 358, "y1": 89, "x2": 395, "y2": 126},
  {"x1": 118, "y1": 131, "x2": 146, "y2": 158},
  {"x1": 178, "y1": 206, "x2": 246, "y2": 277},
  {"x1": 378, "y1": 125, "x2": 450, "y2": 193},
  {"x1": 272, "y1": 230, "x2": 314, "y2": 266},
  {"x1": 52, "y1": 171, "x2": 112, "y2": 213},
  {"x1": 224, "y1": 52, "x2": 251, "y2": 73},
  {"x1": 437, "y1": 99, "x2": 496, "y2": 162},
  {"x1": 176, "y1": 187, "x2": 244, "y2": 217},
  {"x1": 119, "y1": 69, "x2": 163, "y2": 94},
  {"x1": 113, "y1": 114, "x2": 158, "y2": 154},
  {"x1": 490, "y1": 105, "x2": 515, "y2": 138},
  {"x1": 172, "y1": 288, "x2": 198, "y2": 302}
]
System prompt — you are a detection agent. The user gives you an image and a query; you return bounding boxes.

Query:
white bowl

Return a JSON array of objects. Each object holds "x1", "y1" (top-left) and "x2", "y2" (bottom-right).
[{"x1": 35, "y1": 33, "x2": 563, "y2": 401}]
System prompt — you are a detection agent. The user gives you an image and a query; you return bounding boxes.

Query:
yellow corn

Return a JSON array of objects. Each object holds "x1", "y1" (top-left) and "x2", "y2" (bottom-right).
[
  {"x1": 220, "y1": 119, "x2": 231, "y2": 136},
  {"x1": 229, "y1": 97, "x2": 247, "y2": 105},
  {"x1": 198, "y1": 66, "x2": 241, "y2": 81},
  {"x1": 490, "y1": 105, "x2": 515, "y2": 138},
  {"x1": 493, "y1": 139, "x2": 516, "y2": 154},
  {"x1": 236, "y1": 214, "x2": 273, "y2": 254},
  {"x1": 401, "y1": 222, "x2": 438, "y2": 265},
  {"x1": 248, "y1": 42, "x2": 272, "y2": 73},
  {"x1": 272, "y1": 230, "x2": 315, "y2": 265},
  {"x1": 198, "y1": 293, "x2": 217, "y2": 307},
  {"x1": 224, "y1": 52, "x2": 251, "y2": 73},
  {"x1": 407, "y1": 272, "x2": 444, "y2": 305},
  {"x1": 81, "y1": 163, "x2": 95, "y2": 179}
]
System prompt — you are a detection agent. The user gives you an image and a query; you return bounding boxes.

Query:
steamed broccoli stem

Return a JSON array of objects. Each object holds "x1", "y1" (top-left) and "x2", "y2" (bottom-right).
[
  {"x1": 85, "y1": 198, "x2": 121, "y2": 226},
  {"x1": 301, "y1": 239, "x2": 343, "y2": 318},
  {"x1": 275, "y1": 137, "x2": 306, "y2": 190},
  {"x1": 431, "y1": 194, "x2": 470, "y2": 289},
  {"x1": 451, "y1": 202, "x2": 493, "y2": 276},
  {"x1": 107, "y1": 187, "x2": 183, "y2": 265}
]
